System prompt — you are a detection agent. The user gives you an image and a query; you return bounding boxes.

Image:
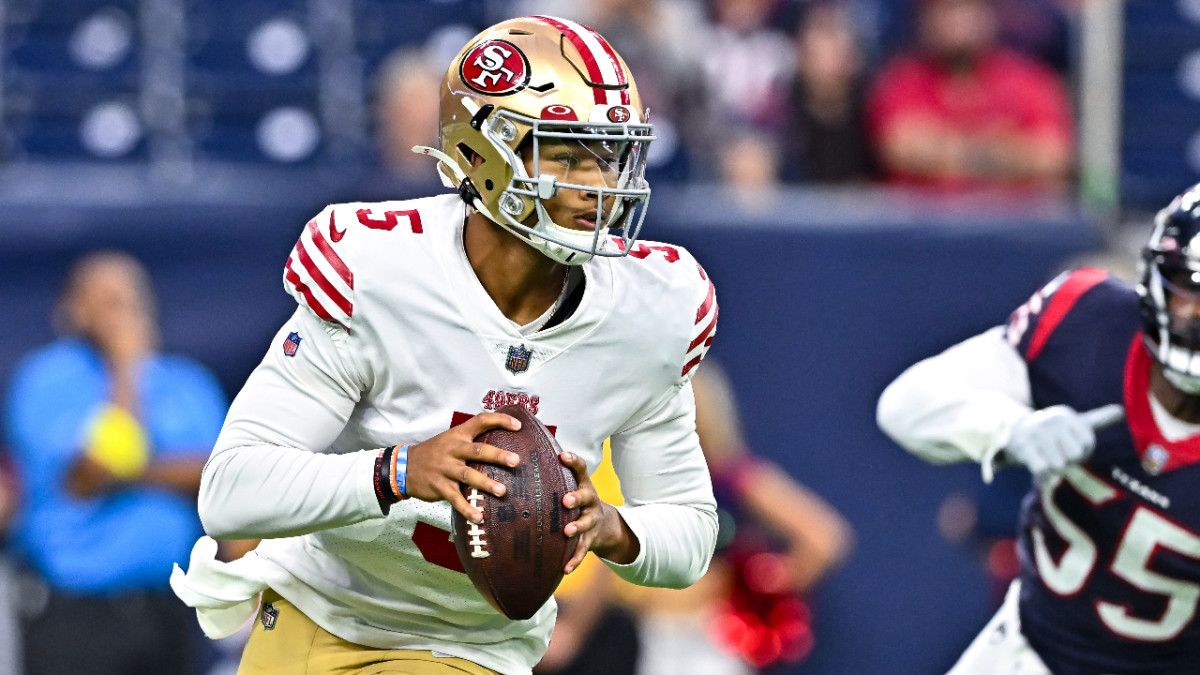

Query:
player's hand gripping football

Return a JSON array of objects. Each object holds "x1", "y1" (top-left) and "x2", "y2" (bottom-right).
[
  {"x1": 404, "y1": 413, "x2": 522, "y2": 524},
  {"x1": 1002, "y1": 404, "x2": 1124, "y2": 478},
  {"x1": 559, "y1": 451, "x2": 639, "y2": 573}
]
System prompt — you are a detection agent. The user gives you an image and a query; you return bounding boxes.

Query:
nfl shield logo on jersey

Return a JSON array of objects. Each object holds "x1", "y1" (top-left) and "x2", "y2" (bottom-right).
[
  {"x1": 1143, "y1": 444, "x2": 1170, "y2": 475},
  {"x1": 506, "y1": 344, "x2": 532, "y2": 374},
  {"x1": 282, "y1": 331, "x2": 302, "y2": 357},
  {"x1": 260, "y1": 602, "x2": 279, "y2": 630}
]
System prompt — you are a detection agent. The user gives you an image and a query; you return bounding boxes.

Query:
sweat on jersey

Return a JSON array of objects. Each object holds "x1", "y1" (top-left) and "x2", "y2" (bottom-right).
[{"x1": 176, "y1": 194, "x2": 720, "y2": 675}]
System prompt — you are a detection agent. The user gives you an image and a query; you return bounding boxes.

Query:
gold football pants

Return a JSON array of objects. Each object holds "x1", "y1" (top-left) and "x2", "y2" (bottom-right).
[{"x1": 237, "y1": 591, "x2": 499, "y2": 675}]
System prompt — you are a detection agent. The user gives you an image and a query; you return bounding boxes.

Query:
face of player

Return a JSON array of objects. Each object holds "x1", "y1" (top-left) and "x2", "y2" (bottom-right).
[
  {"x1": 1163, "y1": 266, "x2": 1200, "y2": 343},
  {"x1": 520, "y1": 137, "x2": 621, "y2": 233}
]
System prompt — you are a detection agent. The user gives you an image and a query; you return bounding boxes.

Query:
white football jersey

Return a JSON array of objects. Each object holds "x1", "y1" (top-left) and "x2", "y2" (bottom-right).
[{"x1": 197, "y1": 194, "x2": 719, "y2": 675}]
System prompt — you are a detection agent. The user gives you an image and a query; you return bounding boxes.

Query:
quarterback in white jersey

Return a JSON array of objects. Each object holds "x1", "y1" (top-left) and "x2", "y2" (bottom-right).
[{"x1": 171, "y1": 15, "x2": 719, "y2": 675}]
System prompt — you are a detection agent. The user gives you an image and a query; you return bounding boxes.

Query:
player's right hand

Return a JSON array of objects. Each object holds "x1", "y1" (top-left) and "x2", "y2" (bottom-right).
[
  {"x1": 403, "y1": 413, "x2": 522, "y2": 523},
  {"x1": 1004, "y1": 405, "x2": 1096, "y2": 477}
]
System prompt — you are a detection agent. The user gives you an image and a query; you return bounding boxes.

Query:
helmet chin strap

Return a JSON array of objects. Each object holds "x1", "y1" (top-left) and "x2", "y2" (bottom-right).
[{"x1": 413, "y1": 145, "x2": 601, "y2": 266}]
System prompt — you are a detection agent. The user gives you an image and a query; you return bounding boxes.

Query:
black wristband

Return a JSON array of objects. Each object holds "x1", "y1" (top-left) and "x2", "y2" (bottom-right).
[{"x1": 374, "y1": 446, "x2": 400, "y2": 514}]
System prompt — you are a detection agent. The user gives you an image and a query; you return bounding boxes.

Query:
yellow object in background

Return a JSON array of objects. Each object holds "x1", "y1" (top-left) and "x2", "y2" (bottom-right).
[
  {"x1": 556, "y1": 440, "x2": 624, "y2": 598},
  {"x1": 85, "y1": 404, "x2": 150, "y2": 479}
]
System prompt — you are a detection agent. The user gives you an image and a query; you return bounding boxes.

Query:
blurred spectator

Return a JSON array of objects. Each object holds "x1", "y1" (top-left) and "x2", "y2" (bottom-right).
[
  {"x1": 721, "y1": 129, "x2": 783, "y2": 192},
  {"x1": 866, "y1": 0, "x2": 1074, "y2": 191},
  {"x1": 782, "y1": 2, "x2": 878, "y2": 184},
  {"x1": 631, "y1": 361, "x2": 854, "y2": 674},
  {"x1": 3, "y1": 251, "x2": 227, "y2": 675},
  {"x1": 356, "y1": 46, "x2": 450, "y2": 202},
  {"x1": 374, "y1": 47, "x2": 444, "y2": 181},
  {"x1": 702, "y1": 0, "x2": 795, "y2": 140}
]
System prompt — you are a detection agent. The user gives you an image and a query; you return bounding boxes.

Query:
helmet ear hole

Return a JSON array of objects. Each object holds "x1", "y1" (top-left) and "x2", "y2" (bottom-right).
[
  {"x1": 484, "y1": 179, "x2": 494, "y2": 190},
  {"x1": 457, "y1": 142, "x2": 485, "y2": 167}
]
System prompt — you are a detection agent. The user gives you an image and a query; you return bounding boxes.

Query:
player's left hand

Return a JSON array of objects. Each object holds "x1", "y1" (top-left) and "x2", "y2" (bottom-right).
[
  {"x1": 1005, "y1": 405, "x2": 1096, "y2": 477},
  {"x1": 559, "y1": 451, "x2": 638, "y2": 573}
]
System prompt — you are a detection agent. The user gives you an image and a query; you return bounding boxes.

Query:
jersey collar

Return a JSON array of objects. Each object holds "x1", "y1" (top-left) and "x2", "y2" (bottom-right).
[{"x1": 1124, "y1": 335, "x2": 1200, "y2": 473}]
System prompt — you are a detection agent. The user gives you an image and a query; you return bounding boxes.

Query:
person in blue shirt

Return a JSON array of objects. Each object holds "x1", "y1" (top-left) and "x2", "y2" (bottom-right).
[{"x1": 4, "y1": 251, "x2": 227, "y2": 675}]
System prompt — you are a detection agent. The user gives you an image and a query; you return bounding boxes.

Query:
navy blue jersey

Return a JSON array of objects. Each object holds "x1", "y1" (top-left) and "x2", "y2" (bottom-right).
[{"x1": 1003, "y1": 268, "x2": 1200, "y2": 674}]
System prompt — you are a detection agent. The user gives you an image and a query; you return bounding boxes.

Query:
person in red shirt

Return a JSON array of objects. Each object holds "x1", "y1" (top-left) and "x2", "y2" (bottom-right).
[{"x1": 866, "y1": 0, "x2": 1074, "y2": 191}]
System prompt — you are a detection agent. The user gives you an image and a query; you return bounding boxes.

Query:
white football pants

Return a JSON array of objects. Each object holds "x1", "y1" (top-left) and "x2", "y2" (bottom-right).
[{"x1": 946, "y1": 581, "x2": 1053, "y2": 675}]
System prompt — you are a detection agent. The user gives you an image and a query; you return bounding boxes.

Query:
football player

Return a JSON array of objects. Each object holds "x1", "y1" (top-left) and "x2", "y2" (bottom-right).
[
  {"x1": 170, "y1": 16, "x2": 719, "y2": 675},
  {"x1": 877, "y1": 183, "x2": 1200, "y2": 674}
]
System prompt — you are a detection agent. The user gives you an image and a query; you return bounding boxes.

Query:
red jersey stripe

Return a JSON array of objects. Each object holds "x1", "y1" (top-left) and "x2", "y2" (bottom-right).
[
  {"x1": 681, "y1": 354, "x2": 703, "y2": 378},
  {"x1": 695, "y1": 280, "x2": 715, "y2": 324},
  {"x1": 1026, "y1": 268, "x2": 1109, "y2": 362},
  {"x1": 285, "y1": 259, "x2": 343, "y2": 328},
  {"x1": 688, "y1": 316, "x2": 718, "y2": 353},
  {"x1": 295, "y1": 239, "x2": 353, "y2": 316},
  {"x1": 308, "y1": 216, "x2": 354, "y2": 288}
]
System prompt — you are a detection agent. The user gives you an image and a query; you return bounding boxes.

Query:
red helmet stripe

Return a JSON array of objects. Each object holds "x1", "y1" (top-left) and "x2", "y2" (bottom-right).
[{"x1": 532, "y1": 15, "x2": 630, "y2": 106}]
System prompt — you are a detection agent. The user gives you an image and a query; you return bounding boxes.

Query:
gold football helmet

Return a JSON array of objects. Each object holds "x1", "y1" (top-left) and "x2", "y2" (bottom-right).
[{"x1": 414, "y1": 16, "x2": 654, "y2": 265}]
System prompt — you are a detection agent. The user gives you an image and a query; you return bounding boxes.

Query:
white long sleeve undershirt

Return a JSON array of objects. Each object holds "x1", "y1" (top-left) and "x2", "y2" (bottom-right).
[{"x1": 877, "y1": 326, "x2": 1035, "y2": 465}]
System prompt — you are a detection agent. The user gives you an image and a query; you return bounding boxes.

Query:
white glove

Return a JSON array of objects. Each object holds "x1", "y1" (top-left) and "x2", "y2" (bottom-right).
[
  {"x1": 1003, "y1": 405, "x2": 1098, "y2": 477},
  {"x1": 981, "y1": 404, "x2": 1125, "y2": 483}
]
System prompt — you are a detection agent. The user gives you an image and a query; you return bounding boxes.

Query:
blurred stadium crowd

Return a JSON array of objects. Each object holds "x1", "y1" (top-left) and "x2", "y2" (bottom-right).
[
  {"x1": 0, "y1": 0, "x2": 1193, "y2": 206},
  {"x1": 0, "y1": 0, "x2": 1158, "y2": 196},
  {"x1": 1, "y1": 0, "x2": 1199, "y2": 674}
]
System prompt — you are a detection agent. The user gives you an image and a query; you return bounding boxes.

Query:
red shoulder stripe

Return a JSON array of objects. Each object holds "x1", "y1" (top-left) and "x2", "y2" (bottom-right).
[
  {"x1": 295, "y1": 239, "x2": 353, "y2": 316},
  {"x1": 1026, "y1": 268, "x2": 1108, "y2": 361},
  {"x1": 285, "y1": 259, "x2": 343, "y2": 328},
  {"x1": 695, "y1": 279, "x2": 716, "y2": 324},
  {"x1": 689, "y1": 307, "x2": 719, "y2": 352},
  {"x1": 308, "y1": 217, "x2": 353, "y2": 288}
]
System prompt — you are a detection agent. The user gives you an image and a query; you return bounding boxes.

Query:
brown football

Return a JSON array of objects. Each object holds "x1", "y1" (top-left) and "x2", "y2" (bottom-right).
[{"x1": 452, "y1": 404, "x2": 580, "y2": 620}]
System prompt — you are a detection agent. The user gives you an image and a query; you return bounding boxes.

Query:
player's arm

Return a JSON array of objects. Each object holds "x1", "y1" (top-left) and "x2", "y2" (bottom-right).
[
  {"x1": 200, "y1": 205, "x2": 517, "y2": 539},
  {"x1": 876, "y1": 326, "x2": 1034, "y2": 467},
  {"x1": 602, "y1": 381, "x2": 718, "y2": 589},
  {"x1": 565, "y1": 251, "x2": 720, "y2": 587},
  {"x1": 198, "y1": 306, "x2": 380, "y2": 539}
]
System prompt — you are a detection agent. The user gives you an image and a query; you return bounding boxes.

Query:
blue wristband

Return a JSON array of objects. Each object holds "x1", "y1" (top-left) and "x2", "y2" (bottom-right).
[{"x1": 391, "y1": 444, "x2": 409, "y2": 499}]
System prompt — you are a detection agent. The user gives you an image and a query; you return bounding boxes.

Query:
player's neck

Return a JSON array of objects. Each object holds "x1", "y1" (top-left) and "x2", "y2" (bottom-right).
[
  {"x1": 463, "y1": 212, "x2": 568, "y2": 326},
  {"x1": 1149, "y1": 364, "x2": 1200, "y2": 424}
]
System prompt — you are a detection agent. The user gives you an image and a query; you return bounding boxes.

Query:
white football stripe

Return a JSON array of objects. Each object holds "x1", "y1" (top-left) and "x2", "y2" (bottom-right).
[{"x1": 553, "y1": 17, "x2": 621, "y2": 88}]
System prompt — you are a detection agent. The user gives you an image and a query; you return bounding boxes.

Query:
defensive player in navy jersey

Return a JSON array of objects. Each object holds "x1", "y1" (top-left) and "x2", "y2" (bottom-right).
[{"x1": 878, "y1": 182, "x2": 1200, "y2": 674}]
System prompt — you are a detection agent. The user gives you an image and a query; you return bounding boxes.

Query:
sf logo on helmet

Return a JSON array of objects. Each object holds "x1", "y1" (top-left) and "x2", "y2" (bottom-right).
[{"x1": 461, "y1": 39, "x2": 530, "y2": 96}]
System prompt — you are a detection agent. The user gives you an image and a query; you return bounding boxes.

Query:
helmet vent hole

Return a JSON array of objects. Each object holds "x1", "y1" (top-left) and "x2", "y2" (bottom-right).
[
  {"x1": 528, "y1": 82, "x2": 554, "y2": 93},
  {"x1": 457, "y1": 142, "x2": 484, "y2": 166},
  {"x1": 508, "y1": 29, "x2": 532, "y2": 35},
  {"x1": 484, "y1": 179, "x2": 494, "y2": 190}
]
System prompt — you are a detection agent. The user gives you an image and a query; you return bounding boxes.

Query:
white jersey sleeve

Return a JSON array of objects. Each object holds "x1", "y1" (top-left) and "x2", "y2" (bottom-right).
[
  {"x1": 598, "y1": 243, "x2": 720, "y2": 587},
  {"x1": 607, "y1": 379, "x2": 717, "y2": 588},
  {"x1": 199, "y1": 205, "x2": 383, "y2": 540},
  {"x1": 876, "y1": 326, "x2": 1034, "y2": 465}
]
